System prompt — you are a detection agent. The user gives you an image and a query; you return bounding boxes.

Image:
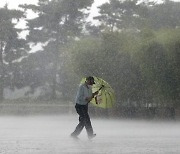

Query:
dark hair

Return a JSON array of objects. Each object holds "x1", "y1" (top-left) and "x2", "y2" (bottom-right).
[
  {"x1": 86, "y1": 76, "x2": 95, "y2": 84},
  {"x1": 86, "y1": 76, "x2": 94, "y2": 81}
]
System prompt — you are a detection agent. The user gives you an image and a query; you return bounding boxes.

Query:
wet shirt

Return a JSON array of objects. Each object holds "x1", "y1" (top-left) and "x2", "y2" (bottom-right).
[{"x1": 75, "y1": 83, "x2": 92, "y2": 105}]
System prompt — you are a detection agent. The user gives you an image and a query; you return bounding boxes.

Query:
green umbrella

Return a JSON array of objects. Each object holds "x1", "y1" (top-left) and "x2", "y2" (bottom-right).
[{"x1": 80, "y1": 76, "x2": 116, "y2": 108}]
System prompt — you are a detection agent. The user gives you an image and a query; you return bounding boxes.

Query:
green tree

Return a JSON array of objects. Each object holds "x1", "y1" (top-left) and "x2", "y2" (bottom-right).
[
  {"x1": 148, "y1": 0, "x2": 180, "y2": 29},
  {"x1": 20, "y1": 0, "x2": 93, "y2": 99},
  {"x1": 156, "y1": 28, "x2": 180, "y2": 103},
  {"x1": 93, "y1": 0, "x2": 148, "y2": 31},
  {"x1": 65, "y1": 31, "x2": 144, "y2": 104},
  {"x1": 0, "y1": 5, "x2": 26, "y2": 101},
  {"x1": 91, "y1": 0, "x2": 180, "y2": 33},
  {"x1": 135, "y1": 28, "x2": 180, "y2": 106}
]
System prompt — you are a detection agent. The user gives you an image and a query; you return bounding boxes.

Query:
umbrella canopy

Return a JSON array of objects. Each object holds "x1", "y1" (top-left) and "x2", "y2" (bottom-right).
[{"x1": 80, "y1": 76, "x2": 116, "y2": 108}]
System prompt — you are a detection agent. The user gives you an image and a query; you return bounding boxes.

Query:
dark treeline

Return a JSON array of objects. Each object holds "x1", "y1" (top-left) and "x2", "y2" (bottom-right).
[{"x1": 0, "y1": 0, "x2": 180, "y2": 111}]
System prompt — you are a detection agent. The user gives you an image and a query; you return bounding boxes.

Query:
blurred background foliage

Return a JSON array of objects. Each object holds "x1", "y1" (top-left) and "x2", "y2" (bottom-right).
[{"x1": 0, "y1": 0, "x2": 179, "y2": 109}]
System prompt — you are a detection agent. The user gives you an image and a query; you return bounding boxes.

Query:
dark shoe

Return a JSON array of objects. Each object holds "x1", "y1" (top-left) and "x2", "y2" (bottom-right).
[
  {"x1": 88, "y1": 134, "x2": 96, "y2": 140},
  {"x1": 70, "y1": 133, "x2": 79, "y2": 139}
]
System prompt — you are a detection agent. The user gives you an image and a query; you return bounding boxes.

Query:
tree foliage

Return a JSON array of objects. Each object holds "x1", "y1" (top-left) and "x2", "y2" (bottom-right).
[
  {"x1": 0, "y1": 5, "x2": 27, "y2": 101},
  {"x1": 20, "y1": 0, "x2": 93, "y2": 99},
  {"x1": 1, "y1": 0, "x2": 180, "y2": 109},
  {"x1": 65, "y1": 28, "x2": 180, "y2": 107},
  {"x1": 92, "y1": 0, "x2": 180, "y2": 32}
]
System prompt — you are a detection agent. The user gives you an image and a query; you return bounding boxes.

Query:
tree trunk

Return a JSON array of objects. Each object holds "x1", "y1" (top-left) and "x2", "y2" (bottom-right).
[
  {"x1": 51, "y1": 38, "x2": 59, "y2": 100},
  {"x1": 51, "y1": 73, "x2": 57, "y2": 100},
  {"x1": 0, "y1": 42, "x2": 4, "y2": 101}
]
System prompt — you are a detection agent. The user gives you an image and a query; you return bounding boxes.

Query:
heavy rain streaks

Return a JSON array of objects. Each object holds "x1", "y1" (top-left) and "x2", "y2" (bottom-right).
[{"x1": 0, "y1": 0, "x2": 180, "y2": 153}]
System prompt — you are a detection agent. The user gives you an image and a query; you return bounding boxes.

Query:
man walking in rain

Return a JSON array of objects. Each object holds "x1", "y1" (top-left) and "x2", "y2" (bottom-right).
[{"x1": 71, "y1": 76, "x2": 98, "y2": 139}]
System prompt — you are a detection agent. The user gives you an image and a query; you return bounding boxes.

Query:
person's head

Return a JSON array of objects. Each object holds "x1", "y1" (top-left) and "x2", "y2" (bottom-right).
[{"x1": 86, "y1": 76, "x2": 95, "y2": 86}]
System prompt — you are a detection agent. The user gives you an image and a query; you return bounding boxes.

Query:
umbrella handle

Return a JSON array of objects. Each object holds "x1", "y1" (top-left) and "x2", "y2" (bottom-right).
[
  {"x1": 93, "y1": 85, "x2": 104, "y2": 99},
  {"x1": 95, "y1": 96, "x2": 98, "y2": 104},
  {"x1": 98, "y1": 85, "x2": 104, "y2": 91}
]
